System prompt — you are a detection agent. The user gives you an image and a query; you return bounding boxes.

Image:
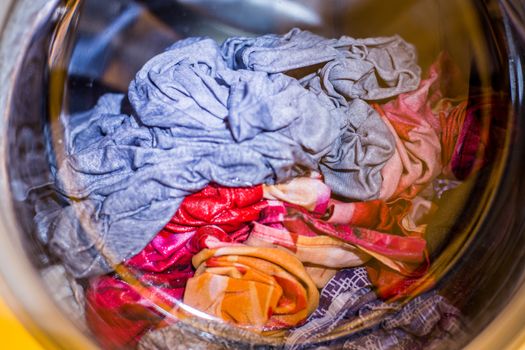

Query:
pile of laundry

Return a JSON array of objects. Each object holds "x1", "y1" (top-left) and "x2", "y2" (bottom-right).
[{"x1": 38, "y1": 29, "x2": 484, "y2": 349}]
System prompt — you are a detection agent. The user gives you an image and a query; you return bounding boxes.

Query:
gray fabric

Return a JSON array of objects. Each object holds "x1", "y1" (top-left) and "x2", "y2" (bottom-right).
[
  {"x1": 137, "y1": 313, "x2": 278, "y2": 350},
  {"x1": 221, "y1": 29, "x2": 420, "y2": 198},
  {"x1": 41, "y1": 265, "x2": 88, "y2": 333},
  {"x1": 42, "y1": 29, "x2": 420, "y2": 278},
  {"x1": 286, "y1": 268, "x2": 463, "y2": 350}
]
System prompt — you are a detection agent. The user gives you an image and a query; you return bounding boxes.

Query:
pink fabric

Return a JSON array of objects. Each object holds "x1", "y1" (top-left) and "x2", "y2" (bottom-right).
[
  {"x1": 446, "y1": 98, "x2": 486, "y2": 180},
  {"x1": 376, "y1": 60, "x2": 444, "y2": 201},
  {"x1": 125, "y1": 226, "x2": 249, "y2": 273},
  {"x1": 87, "y1": 185, "x2": 269, "y2": 348},
  {"x1": 246, "y1": 222, "x2": 370, "y2": 268},
  {"x1": 280, "y1": 206, "x2": 426, "y2": 264},
  {"x1": 86, "y1": 225, "x2": 243, "y2": 350}
]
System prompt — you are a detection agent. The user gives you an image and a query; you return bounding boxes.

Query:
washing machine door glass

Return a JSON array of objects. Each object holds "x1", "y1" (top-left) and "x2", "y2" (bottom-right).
[{"x1": 0, "y1": 0, "x2": 525, "y2": 349}]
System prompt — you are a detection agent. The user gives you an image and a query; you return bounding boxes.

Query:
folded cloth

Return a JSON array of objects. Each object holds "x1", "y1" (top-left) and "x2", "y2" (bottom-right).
[
  {"x1": 86, "y1": 272, "x2": 192, "y2": 350},
  {"x1": 41, "y1": 28, "x2": 420, "y2": 278},
  {"x1": 376, "y1": 58, "x2": 445, "y2": 201},
  {"x1": 286, "y1": 268, "x2": 463, "y2": 349},
  {"x1": 183, "y1": 246, "x2": 319, "y2": 332},
  {"x1": 263, "y1": 176, "x2": 331, "y2": 214}
]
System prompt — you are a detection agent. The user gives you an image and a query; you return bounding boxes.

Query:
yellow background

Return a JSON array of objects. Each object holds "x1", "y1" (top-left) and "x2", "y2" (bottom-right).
[{"x1": 0, "y1": 298, "x2": 43, "y2": 349}]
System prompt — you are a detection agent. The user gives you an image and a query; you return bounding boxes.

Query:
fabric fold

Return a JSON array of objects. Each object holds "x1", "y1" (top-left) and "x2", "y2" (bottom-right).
[
  {"x1": 262, "y1": 176, "x2": 330, "y2": 214},
  {"x1": 183, "y1": 246, "x2": 319, "y2": 332},
  {"x1": 286, "y1": 268, "x2": 463, "y2": 349}
]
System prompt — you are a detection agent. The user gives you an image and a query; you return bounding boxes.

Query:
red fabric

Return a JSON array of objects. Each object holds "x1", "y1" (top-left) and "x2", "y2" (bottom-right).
[
  {"x1": 449, "y1": 99, "x2": 485, "y2": 180},
  {"x1": 86, "y1": 272, "x2": 190, "y2": 350},
  {"x1": 87, "y1": 185, "x2": 268, "y2": 349},
  {"x1": 164, "y1": 184, "x2": 267, "y2": 233},
  {"x1": 126, "y1": 184, "x2": 267, "y2": 272},
  {"x1": 86, "y1": 225, "x2": 246, "y2": 350},
  {"x1": 326, "y1": 198, "x2": 416, "y2": 236},
  {"x1": 283, "y1": 206, "x2": 426, "y2": 264},
  {"x1": 440, "y1": 101, "x2": 467, "y2": 177},
  {"x1": 125, "y1": 225, "x2": 250, "y2": 273},
  {"x1": 366, "y1": 261, "x2": 434, "y2": 301}
]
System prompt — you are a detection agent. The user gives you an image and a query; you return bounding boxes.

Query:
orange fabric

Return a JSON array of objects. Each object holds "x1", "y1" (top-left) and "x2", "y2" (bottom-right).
[
  {"x1": 375, "y1": 58, "x2": 445, "y2": 201},
  {"x1": 183, "y1": 247, "x2": 319, "y2": 332}
]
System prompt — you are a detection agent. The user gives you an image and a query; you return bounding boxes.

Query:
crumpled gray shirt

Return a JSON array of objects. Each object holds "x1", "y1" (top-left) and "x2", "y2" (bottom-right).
[{"x1": 40, "y1": 29, "x2": 420, "y2": 278}]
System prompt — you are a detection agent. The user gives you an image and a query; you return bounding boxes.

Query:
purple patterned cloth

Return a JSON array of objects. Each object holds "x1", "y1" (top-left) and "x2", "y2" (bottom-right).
[{"x1": 286, "y1": 268, "x2": 464, "y2": 349}]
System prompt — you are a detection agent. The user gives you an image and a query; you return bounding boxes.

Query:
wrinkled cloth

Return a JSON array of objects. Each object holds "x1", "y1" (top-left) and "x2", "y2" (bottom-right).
[
  {"x1": 222, "y1": 29, "x2": 420, "y2": 200},
  {"x1": 376, "y1": 59, "x2": 445, "y2": 201},
  {"x1": 326, "y1": 198, "x2": 426, "y2": 237},
  {"x1": 41, "y1": 28, "x2": 420, "y2": 278},
  {"x1": 137, "y1": 312, "x2": 278, "y2": 350},
  {"x1": 367, "y1": 259, "x2": 433, "y2": 300},
  {"x1": 258, "y1": 203, "x2": 428, "y2": 295},
  {"x1": 87, "y1": 185, "x2": 266, "y2": 349},
  {"x1": 286, "y1": 268, "x2": 463, "y2": 349},
  {"x1": 139, "y1": 330, "x2": 225, "y2": 350},
  {"x1": 441, "y1": 97, "x2": 487, "y2": 180},
  {"x1": 163, "y1": 184, "x2": 267, "y2": 234},
  {"x1": 319, "y1": 195, "x2": 436, "y2": 298},
  {"x1": 245, "y1": 222, "x2": 369, "y2": 288},
  {"x1": 440, "y1": 100, "x2": 468, "y2": 178},
  {"x1": 124, "y1": 184, "x2": 266, "y2": 277},
  {"x1": 246, "y1": 222, "x2": 370, "y2": 268},
  {"x1": 124, "y1": 225, "x2": 248, "y2": 282},
  {"x1": 183, "y1": 246, "x2": 319, "y2": 332},
  {"x1": 85, "y1": 228, "x2": 243, "y2": 350},
  {"x1": 222, "y1": 28, "x2": 421, "y2": 101},
  {"x1": 263, "y1": 176, "x2": 331, "y2": 214},
  {"x1": 86, "y1": 273, "x2": 192, "y2": 350},
  {"x1": 282, "y1": 206, "x2": 427, "y2": 269}
]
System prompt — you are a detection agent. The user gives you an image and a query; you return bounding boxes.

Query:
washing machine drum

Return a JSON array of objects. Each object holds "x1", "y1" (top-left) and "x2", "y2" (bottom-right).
[{"x1": 1, "y1": 0, "x2": 525, "y2": 349}]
